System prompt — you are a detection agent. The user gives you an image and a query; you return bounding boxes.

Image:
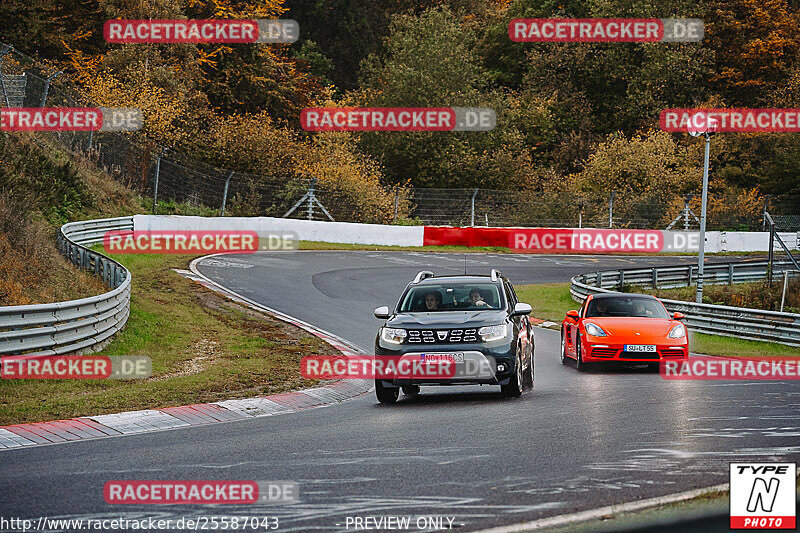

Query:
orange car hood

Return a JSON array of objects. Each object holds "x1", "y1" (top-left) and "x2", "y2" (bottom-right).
[{"x1": 584, "y1": 317, "x2": 678, "y2": 340}]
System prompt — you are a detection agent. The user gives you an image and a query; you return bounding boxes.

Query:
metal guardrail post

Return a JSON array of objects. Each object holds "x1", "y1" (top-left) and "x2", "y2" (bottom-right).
[
  {"x1": 393, "y1": 189, "x2": 399, "y2": 223},
  {"x1": 728, "y1": 263, "x2": 734, "y2": 285},
  {"x1": 653, "y1": 268, "x2": 658, "y2": 289}
]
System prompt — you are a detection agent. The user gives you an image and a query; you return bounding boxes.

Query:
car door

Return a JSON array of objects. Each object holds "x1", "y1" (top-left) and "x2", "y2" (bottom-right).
[{"x1": 504, "y1": 281, "x2": 530, "y2": 361}]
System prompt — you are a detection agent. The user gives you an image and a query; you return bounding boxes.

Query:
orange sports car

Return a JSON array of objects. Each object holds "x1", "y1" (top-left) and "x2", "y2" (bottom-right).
[{"x1": 561, "y1": 293, "x2": 688, "y2": 370}]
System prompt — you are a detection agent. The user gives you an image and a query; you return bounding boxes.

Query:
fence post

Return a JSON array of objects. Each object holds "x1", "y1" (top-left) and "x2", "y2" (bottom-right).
[
  {"x1": 780, "y1": 270, "x2": 789, "y2": 312},
  {"x1": 683, "y1": 196, "x2": 690, "y2": 231},
  {"x1": 597, "y1": 271, "x2": 603, "y2": 288},
  {"x1": 307, "y1": 178, "x2": 317, "y2": 220},
  {"x1": 687, "y1": 265, "x2": 693, "y2": 285},
  {"x1": 608, "y1": 191, "x2": 615, "y2": 228},
  {"x1": 618, "y1": 270, "x2": 624, "y2": 290},
  {"x1": 220, "y1": 171, "x2": 234, "y2": 216},
  {"x1": 393, "y1": 189, "x2": 399, "y2": 223},
  {"x1": 728, "y1": 263, "x2": 734, "y2": 285},
  {"x1": 39, "y1": 71, "x2": 62, "y2": 107},
  {"x1": 152, "y1": 147, "x2": 166, "y2": 214},
  {"x1": 767, "y1": 215, "x2": 775, "y2": 286},
  {"x1": 0, "y1": 46, "x2": 11, "y2": 108},
  {"x1": 652, "y1": 268, "x2": 658, "y2": 289},
  {"x1": 470, "y1": 188, "x2": 478, "y2": 227}
]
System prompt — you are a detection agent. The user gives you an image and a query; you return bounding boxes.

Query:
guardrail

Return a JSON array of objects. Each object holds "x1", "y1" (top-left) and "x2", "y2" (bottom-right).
[
  {"x1": 570, "y1": 261, "x2": 800, "y2": 346},
  {"x1": 0, "y1": 217, "x2": 133, "y2": 355}
]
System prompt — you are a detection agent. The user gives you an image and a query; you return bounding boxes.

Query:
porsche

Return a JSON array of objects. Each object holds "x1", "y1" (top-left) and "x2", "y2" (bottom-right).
[{"x1": 561, "y1": 293, "x2": 688, "y2": 370}]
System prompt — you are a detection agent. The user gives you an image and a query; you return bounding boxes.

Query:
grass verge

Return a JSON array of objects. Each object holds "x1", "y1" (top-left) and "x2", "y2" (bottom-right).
[
  {"x1": 0, "y1": 252, "x2": 333, "y2": 425},
  {"x1": 514, "y1": 283, "x2": 799, "y2": 357}
]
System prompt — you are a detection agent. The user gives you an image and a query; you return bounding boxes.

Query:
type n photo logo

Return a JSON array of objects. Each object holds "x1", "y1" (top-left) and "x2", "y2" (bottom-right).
[{"x1": 730, "y1": 463, "x2": 796, "y2": 529}]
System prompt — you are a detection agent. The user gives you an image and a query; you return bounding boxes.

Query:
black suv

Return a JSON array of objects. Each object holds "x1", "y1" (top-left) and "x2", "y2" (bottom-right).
[{"x1": 372, "y1": 270, "x2": 534, "y2": 404}]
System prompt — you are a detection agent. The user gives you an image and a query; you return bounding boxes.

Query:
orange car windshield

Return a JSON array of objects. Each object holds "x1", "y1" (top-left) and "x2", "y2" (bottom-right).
[{"x1": 586, "y1": 297, "x2": 669, "y2": 319}]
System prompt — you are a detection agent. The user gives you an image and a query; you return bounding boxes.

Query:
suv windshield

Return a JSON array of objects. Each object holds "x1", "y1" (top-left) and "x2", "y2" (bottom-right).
[
  {"x1": 585, "y1": 297, "x2": 669, "y2": 319},
  {"x1": 399, "y1": 283, "x2": 503, "y2": 312}
]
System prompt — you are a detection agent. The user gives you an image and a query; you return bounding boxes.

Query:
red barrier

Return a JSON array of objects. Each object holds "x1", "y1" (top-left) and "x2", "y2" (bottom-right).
[{"x1": 423, "y1": 226, "x2": 667, "y2": 253}]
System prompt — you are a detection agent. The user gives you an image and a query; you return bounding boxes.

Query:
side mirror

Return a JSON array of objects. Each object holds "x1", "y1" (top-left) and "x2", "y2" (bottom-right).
[
  {"x1": 673, "y1": 311, "x2": 685, "y2": 320},
  {"x1": 374, "y1": 306, "x2": 390, "y2": 319},
  {"x1": 566, "y1": 310, "x2": 580, "y2": 320},
  {"x1": 511, "y1": 302, "x2": 532, "y2": 316}
]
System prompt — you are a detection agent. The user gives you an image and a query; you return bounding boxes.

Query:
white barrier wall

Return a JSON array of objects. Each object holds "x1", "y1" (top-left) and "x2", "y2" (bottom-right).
[
  {"x1": 705, "y1": 231, "x2": 800, "y2": 253},
  {"x1": 133, "y1": 215, "x2": 425, "y2": 247},
  {"x1": 132, "y1": 216, "x2": 798, "y2": 253}
]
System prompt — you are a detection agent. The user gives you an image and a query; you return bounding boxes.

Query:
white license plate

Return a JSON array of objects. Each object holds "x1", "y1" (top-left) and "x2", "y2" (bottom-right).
[
  {"x1": 624, "y1": 344, "x2": 656, "y2": 353},
  {"x1": 421, "y1": 352, "x2": 464, "y2": 363}
]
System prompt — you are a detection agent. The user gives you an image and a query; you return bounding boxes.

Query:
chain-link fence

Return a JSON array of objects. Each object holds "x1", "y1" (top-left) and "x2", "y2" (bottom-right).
[{"x1": 2, "y1": 42, "x2": 798, "y2": 230}]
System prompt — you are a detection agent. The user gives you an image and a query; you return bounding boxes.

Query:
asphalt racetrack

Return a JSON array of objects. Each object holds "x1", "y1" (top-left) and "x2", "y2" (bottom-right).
[{"x1": 2, "y1": 252, "x2": 798, "y2": 532}]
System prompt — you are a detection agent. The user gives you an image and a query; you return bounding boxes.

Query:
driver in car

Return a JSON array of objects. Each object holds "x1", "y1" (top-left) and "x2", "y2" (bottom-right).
[
  {"x1": 424, "y1": 291, "x2": 442, "y2": 310},
  {"x1": 469, "y1": 288, "x2": 489, "y2": 307}
]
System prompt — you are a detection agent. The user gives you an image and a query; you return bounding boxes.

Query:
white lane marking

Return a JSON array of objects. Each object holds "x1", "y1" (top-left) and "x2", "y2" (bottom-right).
[{"x1": 474, "y1": 482, "x2": 728, "y2": 532}]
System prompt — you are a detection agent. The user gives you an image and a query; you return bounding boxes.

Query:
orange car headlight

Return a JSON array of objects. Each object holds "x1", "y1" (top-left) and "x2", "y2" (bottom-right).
[
  {"x1": 668, "y1": 324, "x2": 686, "y2": 339},
  {"x1": 584, "y1": 322, "x2": 608, "y2": 337}
]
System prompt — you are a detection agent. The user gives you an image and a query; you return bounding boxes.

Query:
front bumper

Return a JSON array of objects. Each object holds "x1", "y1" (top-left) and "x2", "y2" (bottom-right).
[
  {"x1": 374, "y1": 341, "x2": 517, "y2": 386},
  {"x1": 582, "y1": 341, "x2": 688, "y2": 362}
]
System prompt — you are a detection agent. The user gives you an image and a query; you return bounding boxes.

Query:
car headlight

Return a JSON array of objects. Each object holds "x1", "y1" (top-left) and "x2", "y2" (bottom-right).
[
  {"x1": 584, "y1": 322, "x2": 608, "y2": 337},
  {"x1": 478, "y1": 324, "x2": 508, "y2": 342},
  {"x1": 668, "y1": 324, "x2": 686, "y2": 338},
  {"x1": 381, "y1": 327, "x2": 407, "y2": 344}
]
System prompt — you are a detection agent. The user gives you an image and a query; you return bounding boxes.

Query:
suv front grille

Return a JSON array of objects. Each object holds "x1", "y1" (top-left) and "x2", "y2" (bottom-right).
[{"x1": 407, "y1": 329, "x2": 478, "y2": 343}]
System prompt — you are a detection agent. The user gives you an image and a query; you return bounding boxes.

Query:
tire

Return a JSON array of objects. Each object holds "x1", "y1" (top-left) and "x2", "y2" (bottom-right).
[
  {"x1": 523, "y1": 339, "x2": 534, "y2": 390},
  {"x1": 501, "y1": 353, "x2": 524, "y2": 398},
  {"x1": 575, "y1": 335, "x2": 588, "y2": 372},
  {"x1": 375, "y1": 380, "x2": 399, "y2": 404},
  {"x1": 560, "y1": 330, "x2": 568, "y2": 365},
  {"x1": 402, "y1": 385, "x2": 420, "y2": 396}
]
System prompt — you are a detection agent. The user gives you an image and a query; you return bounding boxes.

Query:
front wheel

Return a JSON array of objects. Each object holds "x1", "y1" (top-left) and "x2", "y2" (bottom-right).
[
  {"x1": 501, "y1": 354, "x2": 524, "y2": 398},
  {"x1": 375, "y1": 380, "x2": 399, "y2": 404},
  {"x1": 523, "y1": 344, "x2": 534, "y2": 390}
]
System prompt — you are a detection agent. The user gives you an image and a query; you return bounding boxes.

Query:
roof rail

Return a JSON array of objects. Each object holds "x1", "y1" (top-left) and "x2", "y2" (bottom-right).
[
  {"x1": 413, "y1": 271, "x2": 435, "y2": 284},
  {"x1": 490, "y1": 269, "x2": 502, "y2": 282}
]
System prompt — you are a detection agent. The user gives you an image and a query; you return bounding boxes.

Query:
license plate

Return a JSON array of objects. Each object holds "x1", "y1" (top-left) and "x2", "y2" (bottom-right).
[
  {"x1": 421, "y1": 352, "x2": 464, "y2": 363},
  {"x1": 624, "y1": 344, "x2": 656, "y2": 352}
]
